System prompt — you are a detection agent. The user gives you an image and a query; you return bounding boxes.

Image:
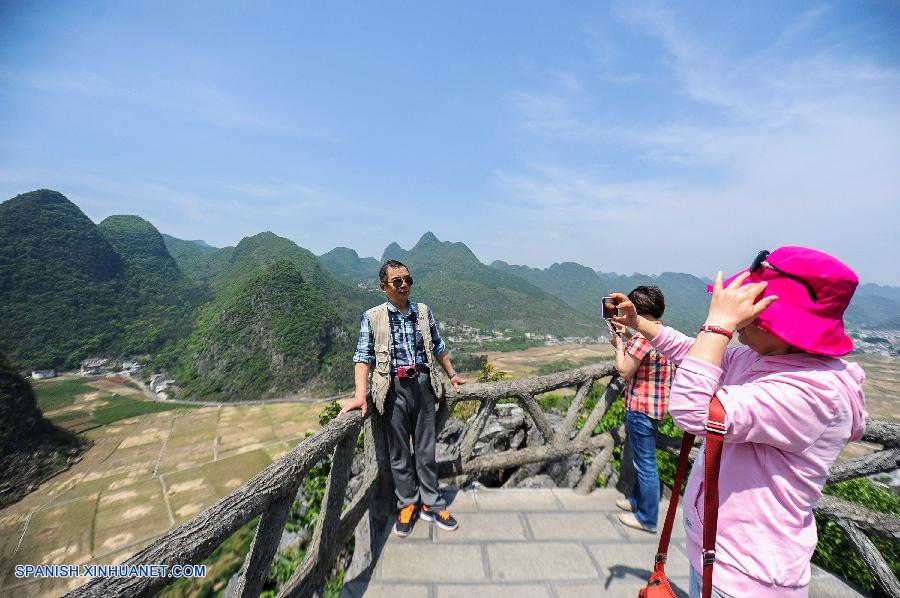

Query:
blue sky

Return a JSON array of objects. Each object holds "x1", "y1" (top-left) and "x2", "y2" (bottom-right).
[{"x1": 2, "y1": 1, "x2": 899, "y2": 284}]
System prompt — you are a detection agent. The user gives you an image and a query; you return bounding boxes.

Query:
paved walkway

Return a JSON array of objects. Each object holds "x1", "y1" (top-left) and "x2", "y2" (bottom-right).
[{"x1": 343, "y1": 488, "x2": 865, "y2": 598}]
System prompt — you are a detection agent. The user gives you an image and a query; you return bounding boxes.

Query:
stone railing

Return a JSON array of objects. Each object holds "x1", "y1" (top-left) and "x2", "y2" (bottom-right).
[
  {"x1": 67, "y1": 363, "x2": 900, "y2": 597},
  {"x1": 813, "y1": 420, "x2": 900, "y2": 596}
]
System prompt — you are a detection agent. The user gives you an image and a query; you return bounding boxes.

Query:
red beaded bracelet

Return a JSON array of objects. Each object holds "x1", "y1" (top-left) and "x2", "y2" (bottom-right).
[{"x1": 699, "y1": 325, "x2": 734, "y2": 340}]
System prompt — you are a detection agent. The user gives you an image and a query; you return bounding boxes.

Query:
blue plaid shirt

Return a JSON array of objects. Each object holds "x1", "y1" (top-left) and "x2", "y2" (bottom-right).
[{"x1": 352, "y1": 301, "x2": 447, "y2": 370}]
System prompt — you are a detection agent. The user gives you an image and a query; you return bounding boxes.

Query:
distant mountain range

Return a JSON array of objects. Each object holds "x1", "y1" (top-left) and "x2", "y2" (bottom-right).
[
  {"x1": 2, "y1": 189, "x2": 898, "y2": 401},
  {"x1": 316, "y1": 236, "x2": 900, "y2": 335},
  {"x1": 377, "y1": 232, "x2": 598, "y2": 337},
  {"x1": 491, "y1": 261, "x2": 712, "y2": 333}
]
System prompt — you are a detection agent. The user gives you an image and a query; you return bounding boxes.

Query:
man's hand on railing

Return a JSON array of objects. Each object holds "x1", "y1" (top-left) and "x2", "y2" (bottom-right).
[
  {"x1": 340, "y1": 391, "x2": 368, "y2": 417},
  {"x1": 449, "y1": 374, "x2": 468, "y2": 392}
]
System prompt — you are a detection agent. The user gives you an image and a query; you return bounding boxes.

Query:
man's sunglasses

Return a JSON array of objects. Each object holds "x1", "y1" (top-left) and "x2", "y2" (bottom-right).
[
  {"x1": 750, "y1": 250, "x2": 817, "y2": 302},
  {"x1": 384, "y1": 275, "x2": 414, "y2": 289}
]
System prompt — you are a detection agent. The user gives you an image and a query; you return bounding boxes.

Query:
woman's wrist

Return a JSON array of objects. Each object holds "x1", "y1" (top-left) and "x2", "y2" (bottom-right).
[
  {"x1": 703, "y1": 314, "x2": 740, "y2": 331},
  {"x1": 699, "y1": 324, "x2": 734, "y2": 340},
  {"x1": 636, "y1": 315, "x2": 661, "y2": 339}
]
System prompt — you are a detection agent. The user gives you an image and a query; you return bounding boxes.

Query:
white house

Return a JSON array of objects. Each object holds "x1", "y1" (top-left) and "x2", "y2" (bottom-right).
[
  {"x1": 122, "y1": 360, "x2": 142, "y2": 373},
  {"x1": 80, "y1": 358, "x2": 103, "y2": 376},
  {"x1": 150, "y1": 373, "x2": 176, "y2": 395}
]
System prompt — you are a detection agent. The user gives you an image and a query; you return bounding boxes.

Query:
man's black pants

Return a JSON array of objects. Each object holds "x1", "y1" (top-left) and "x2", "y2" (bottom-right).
[{"x1": 382, "y1": 371, "x2": 446, "y2": 510}]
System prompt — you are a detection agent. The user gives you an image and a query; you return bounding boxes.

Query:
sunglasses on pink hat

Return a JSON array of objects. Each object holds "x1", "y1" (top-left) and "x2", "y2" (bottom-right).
[
  {"x1": 715, "y1": 247, "x2": 858, "y2": 356},
  {"x1": 750, "y1": 250, "x2": 817, "y2": 302}
]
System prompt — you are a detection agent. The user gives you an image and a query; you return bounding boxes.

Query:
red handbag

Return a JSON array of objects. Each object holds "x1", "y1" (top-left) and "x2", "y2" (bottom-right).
[{"x1": 639, "y1": 395, "x2": 726, "y2": 598}]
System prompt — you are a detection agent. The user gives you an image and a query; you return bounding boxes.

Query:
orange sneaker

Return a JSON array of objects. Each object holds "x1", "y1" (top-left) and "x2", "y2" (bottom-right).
[
  {"x1": 420, "y1": 505, "x2": 458, "y2": 531},
  {"x1": 393, "y1": 504, "x2": 417, "y2": 537}
]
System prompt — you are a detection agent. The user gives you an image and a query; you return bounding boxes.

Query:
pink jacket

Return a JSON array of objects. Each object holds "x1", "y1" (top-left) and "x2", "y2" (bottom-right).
[{"x1": 649, "y1": 326, "x2": 867, "y2": 597}]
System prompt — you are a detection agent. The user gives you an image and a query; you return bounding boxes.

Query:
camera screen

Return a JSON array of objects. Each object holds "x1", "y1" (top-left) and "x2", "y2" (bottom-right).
[{"x1": 602, "y1": 297, "x2": 617, "y2": 319}]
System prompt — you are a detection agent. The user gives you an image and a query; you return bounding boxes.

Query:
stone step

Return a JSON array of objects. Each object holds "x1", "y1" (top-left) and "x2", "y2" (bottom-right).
[{"x1": 343, "y1": 488, "x2": 864, "y2": 597}]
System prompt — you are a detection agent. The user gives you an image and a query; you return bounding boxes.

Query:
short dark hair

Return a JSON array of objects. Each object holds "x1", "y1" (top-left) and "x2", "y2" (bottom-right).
[
  {"x1": 628, "y1": 285, "x2": 665, "y2": 319},
  {"x1": 379, "y1": 259, "x2": 408, "y2": 282}
]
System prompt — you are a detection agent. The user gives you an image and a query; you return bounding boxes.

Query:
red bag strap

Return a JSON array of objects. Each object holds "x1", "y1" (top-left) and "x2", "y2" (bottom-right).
[
  {"x1": 702, "y1": 394, "x2": 726, "y2": 598},
  {"x1": 649, "y1": 394, "x2": 726, "y2": 598},
  {"x1": 651, "y1": 431, "x2": 695, "y2": 575}
]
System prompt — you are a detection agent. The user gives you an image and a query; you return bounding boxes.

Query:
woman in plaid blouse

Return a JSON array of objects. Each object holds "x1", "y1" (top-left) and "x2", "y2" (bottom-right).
[{"x1": 609, "y1": 286, "x2": 674, "y2": 533}]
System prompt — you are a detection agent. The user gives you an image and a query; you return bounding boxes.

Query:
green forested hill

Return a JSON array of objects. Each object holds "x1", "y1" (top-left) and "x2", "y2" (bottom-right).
[
  {"x1": 97, "y1": 215, "x2": 209, "y2": 355},
  {"x1": 0, "y1": 191, "x2": 207, "y2": 369},
  {"x1": 6, "y1": 188, "x2": 894, "y2": 405},
  {"x1": 375, "y1": 232, "x2": 600, "y2": 337},
  {"x1": 175, "y1": 260, "x2": 354, "y2": 399},
  {"x1": 100, "y1": 215, "x2": 181, "y2": 271},
  {"x1": 0, "y1": 190, "x2": 133, "y2": 368},
  {"x1": 491, "y1": 259, "x2": 710, "y2": 333},
  {"x1": 162, "y1": 234, "x2": 235, "y2": 282},
  {"x1": 318, "y1": 247, "x2": 379, "y2": 284},
  {"x1": 155, "y1": 231, "x2": 375, "y2": 400},
  {"x1": 211, "y1": 232, "x2": 373, "y2": 312},
  {"x1": 492, "y1": 261, "x2": 607, "y2": 320}
]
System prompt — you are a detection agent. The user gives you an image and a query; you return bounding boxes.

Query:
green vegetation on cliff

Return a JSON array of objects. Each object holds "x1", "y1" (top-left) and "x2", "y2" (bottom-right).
[
  {"x1": 211, "y1": 232, "x2": 374, "y2": 315},
  {"x1": 162, "y1": 234, "x2": 235, "y2": 282},
  {"x1": 0, "y1": 353, "x2": 83, "y2": 507},
  {"x1": 318, "y1": 247, "x2": 379, "y2": 284},
  {"x1": 176, "y1": 260, "x2": 354, "y2": 400},
  {"x1": 0, "y1": 190, "x2": 128, "y2": 368},
  {"x1": 98, "y1": 215, "x2": 209, "y2": 357}
]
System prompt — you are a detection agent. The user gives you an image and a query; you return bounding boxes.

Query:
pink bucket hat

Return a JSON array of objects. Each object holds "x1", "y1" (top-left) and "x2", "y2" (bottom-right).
[{"x1": 709, "y1": 247, "x2": 858, "y2": 356}]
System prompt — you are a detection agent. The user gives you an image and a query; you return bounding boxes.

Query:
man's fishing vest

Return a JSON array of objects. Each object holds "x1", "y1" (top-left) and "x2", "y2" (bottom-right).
[{"x1": 367, "y1": 302, "x2": 445, "y2": 414}]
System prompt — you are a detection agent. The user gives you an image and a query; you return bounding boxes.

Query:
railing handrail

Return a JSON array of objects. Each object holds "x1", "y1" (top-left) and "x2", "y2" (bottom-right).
[{"x1": 451, "y1": 363, "x2": 617, "y2": 401}]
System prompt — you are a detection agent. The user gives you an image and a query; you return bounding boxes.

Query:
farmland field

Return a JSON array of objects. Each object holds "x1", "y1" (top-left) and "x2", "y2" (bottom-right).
[{"x1": 0, "y1": 376, "x2": 335, "y2": 597}]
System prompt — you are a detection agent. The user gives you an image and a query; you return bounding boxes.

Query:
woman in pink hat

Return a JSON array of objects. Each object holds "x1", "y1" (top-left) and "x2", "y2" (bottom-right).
[{"x1": 610, "y1": 247, "x2": 868, "y2": 597}]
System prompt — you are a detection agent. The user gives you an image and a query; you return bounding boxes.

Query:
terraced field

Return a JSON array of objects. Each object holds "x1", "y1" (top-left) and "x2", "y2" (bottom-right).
[
  {"x1": 0, "y1": 377, "x2": 331, "y2": 597},
  {"x1": 479, "y1": 342, "x2": 616, "y2": 379}
]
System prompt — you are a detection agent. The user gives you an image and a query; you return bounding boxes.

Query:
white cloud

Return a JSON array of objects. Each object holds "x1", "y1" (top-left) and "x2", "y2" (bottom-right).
[
  {"x1": 0, "y1": 67, "x2": 323, "y2": 137},
  {"x1": 497, "y1": 2, "x2": 900, "y2": 283}
]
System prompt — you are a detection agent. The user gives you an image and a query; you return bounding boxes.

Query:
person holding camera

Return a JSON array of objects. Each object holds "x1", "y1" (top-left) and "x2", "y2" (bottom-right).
[
  {"x1": 608, "y1": 286, "x2": 674, "y2": 534},
  {"x1": 341, "y1": 259, "x2": 467, "y2": 537},
  {"x1": 610, "y1": 247, "x2": 867, "y2": 597}
]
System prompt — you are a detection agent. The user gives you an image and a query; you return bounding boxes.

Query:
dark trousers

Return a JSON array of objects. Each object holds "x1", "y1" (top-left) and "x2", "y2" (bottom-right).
[{"x1": 382, "y1": 371, "x2": 446, "y2": 510}]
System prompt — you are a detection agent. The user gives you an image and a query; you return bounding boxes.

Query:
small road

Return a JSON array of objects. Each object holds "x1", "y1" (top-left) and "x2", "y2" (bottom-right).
[{"x1": 131, "y1": 376, "x2": 351, "y2": 407}]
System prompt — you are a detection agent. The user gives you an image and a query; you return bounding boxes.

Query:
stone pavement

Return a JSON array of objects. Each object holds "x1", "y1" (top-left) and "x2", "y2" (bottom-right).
[{"x1": 342, "y1": 488, "x2": 865, "y2": 598}]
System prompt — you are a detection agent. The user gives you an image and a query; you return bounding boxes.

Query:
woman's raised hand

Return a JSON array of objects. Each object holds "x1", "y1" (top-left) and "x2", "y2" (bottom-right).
[
  {"x1": 706, "y1": 271, "x2": 778, "y2": 331},
  {"x1": 609, "y1": 293, "x2": 639, "y2": 329}
]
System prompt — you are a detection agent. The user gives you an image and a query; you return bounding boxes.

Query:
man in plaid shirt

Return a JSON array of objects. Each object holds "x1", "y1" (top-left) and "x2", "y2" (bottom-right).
[
  {"x1": 609, "y1": 286, "x2": 674, "y2": 533},
  {"x1": 342, "y1": 260, "x2": 467, "y2": 538}
]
